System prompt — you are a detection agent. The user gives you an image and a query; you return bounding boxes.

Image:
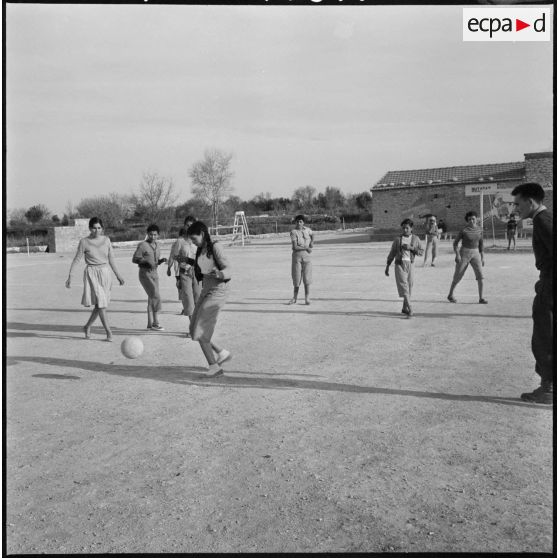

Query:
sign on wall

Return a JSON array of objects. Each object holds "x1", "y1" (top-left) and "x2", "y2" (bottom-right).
[{"x1": 465, "y1": 183, "x2": 498, "y2": 196}]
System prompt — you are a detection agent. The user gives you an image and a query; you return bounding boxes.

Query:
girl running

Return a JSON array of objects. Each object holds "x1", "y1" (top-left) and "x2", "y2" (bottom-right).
[{"x1": 65, "y1": 217, "x2": 125, "y2": 341}]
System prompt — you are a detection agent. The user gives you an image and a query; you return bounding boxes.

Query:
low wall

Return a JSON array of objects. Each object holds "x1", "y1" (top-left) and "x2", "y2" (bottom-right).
[
  {"x1": 47, "y1": 219, "x2": 90, "y2": 253},
  {"x1": 12, "y1": 227, "x2": 376, "y2": 255},
  {"x1": 6, "y1": 245, "x2": 49, "y2": 253}
]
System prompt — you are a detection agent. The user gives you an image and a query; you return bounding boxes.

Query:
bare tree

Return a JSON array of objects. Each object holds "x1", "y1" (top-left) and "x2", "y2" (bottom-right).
[
  {"x1": 8, "y1": 208, "x2": 29, "y2": 228},
  {"x1": 189, "y1": 149, "x2": 234, "y2": 229},
  {"x1": 135, "y1": 172, "x2": 178, "y2": 228},
  {"x1": 63, "y1": 200, "x2": 80, "y2": 220},
  {"x1": 77, "y1": 193, "x2": 134, "y2": 228},
  {"x1": 317, "y1": 186, "x2": 345, "y2": 213},
  {"x1": 292, "y1": 185, "x2": 317, "y2": 212}
]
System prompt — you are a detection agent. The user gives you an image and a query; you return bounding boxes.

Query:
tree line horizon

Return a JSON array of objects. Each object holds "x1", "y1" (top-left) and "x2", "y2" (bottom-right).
[{"x1": 9, "y1": 148, "x2": 372, "y2": 233}]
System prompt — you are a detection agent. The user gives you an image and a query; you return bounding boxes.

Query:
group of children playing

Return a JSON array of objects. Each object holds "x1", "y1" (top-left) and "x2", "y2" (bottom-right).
[
  {"x1": 67, "y1": 209, "x2": 487, "y2": 374},
  {"x1": 67, "y1": 215, "x2": 232, "y2": 377},
  {"x1": 131, "y1": 217, "x2": 233, "y2": 377},
  {"x1": 65, "y1": 182, "x2": 554, "y2": 403}
]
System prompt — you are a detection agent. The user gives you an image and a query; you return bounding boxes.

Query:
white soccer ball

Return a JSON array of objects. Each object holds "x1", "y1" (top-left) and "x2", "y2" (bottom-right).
[{"x1": 121, "y1": 336, "x2": 144, "y2": 359}]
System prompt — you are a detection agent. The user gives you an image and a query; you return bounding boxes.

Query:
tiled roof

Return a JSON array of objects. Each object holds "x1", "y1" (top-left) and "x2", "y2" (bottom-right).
[{"x1": 373, "y1": 161, "x2": 525, "y2": 190}]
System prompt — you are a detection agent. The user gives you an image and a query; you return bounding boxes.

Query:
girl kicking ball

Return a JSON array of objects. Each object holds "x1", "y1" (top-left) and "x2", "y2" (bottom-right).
[
  {"x1": 187, "y1": 221, "x2": 232, "y2": 377},
  {"x1": 385, "y1": 219, "x2": 423, "y2": 317}
]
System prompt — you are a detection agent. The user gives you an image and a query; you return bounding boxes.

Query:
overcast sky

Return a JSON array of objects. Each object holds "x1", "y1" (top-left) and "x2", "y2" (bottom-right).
[{"x1": 6, "y1": 4, "x2": 553, "y2": 215}]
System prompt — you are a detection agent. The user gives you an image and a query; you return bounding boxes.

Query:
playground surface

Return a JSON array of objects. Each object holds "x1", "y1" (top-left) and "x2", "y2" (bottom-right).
[{"x1": 5, "y1": 234, "x2": 553, "y2": 553}]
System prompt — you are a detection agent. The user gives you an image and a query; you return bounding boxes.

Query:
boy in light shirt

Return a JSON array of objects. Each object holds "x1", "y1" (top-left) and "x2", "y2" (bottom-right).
[
  {"x1": 288, "y1": 214, "x2": 314, "y2": 305},
  {"x1": 385, "y1": 219, "x2": 423, "y2": 317},
  {"x1": 167, "y1": 216, "x2": 200, "y2": 329}
]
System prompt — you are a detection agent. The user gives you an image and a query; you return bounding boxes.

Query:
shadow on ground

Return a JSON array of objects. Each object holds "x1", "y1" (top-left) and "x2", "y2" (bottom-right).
[
  {"x1": 6, "y1": 321, "x2": 183, "y2": 340},
  {"x1": 6, "y1": 356, "x2": 550, "y2": 411}
]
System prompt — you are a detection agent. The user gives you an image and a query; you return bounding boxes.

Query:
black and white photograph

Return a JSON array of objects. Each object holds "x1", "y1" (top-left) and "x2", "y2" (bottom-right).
[{"x1": 4, "y1": 1, "x2": 554, "y2": 553}]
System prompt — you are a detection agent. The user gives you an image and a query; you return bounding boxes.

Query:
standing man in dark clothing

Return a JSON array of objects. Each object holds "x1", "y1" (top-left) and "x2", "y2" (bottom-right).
[
  {"x1": 511, "y1": 183, "x2": 554, "y2": 404},
  {"x1": 438, "y1": 218, "x2": 447, "y2": 239}
]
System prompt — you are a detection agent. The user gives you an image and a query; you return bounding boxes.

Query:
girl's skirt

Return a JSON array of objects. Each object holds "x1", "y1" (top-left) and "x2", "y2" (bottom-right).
[
  {"x1": 82, "y1": 264, "x2": 112, "y2": 308},
  {"x1": 139, "y1": 269, "x2": 162, "y2": 312},
  {"x1": 189, "y1": 279, "x2": 229, "y2": 343}
]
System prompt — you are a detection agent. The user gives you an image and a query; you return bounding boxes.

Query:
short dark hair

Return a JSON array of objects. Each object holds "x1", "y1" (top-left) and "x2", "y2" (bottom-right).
[
  {"x1": 294, "y1": 215, "x2": 305, "y2": 222},
  {"x1": 465, "y1": 211, "x2": 477, "y2": 221},
  {"x1": 511, "y1": 182, "x2": 545, "y2": 203},
  {"x1": 88, "y1": 217, "x2": 103, "y2": 229},
  {"x1": 178, "y1": 228, "x2": 186, "y2": 237},
  {"x1": 146, "y1": 224, "x2": 160, "y2": 233},
  {"x1": 183, "y1": 215, "x2": 196, "y2": 225},
  {"x1": 400, "y1": 218, "x2": 414, "y2": 228}
]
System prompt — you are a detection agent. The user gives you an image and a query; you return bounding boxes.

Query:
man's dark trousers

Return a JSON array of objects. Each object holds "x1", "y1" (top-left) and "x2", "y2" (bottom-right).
[{"x1": 532, "y1": 273, "x2": 554, "y2": 383}]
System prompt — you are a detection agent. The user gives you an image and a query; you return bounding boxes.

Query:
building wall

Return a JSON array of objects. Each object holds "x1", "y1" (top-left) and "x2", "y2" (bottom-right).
[
  {"x1": 47, "y1": 219, "x2": 90, "y2": 253},
  {"x1": 371, "y1": 182, "x2": 527, "y2": 233},
  {"x1": 524, "y1": 152, "x2": 554, "y2": 209},
  {"x1": 371, "y1": 152, "x2": 553, "y2": 234}
]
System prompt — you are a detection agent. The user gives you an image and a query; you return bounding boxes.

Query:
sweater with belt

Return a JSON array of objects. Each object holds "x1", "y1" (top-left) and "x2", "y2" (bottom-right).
[{"x1": 387, "y1": 234, "x2": 423, "y2": 266}]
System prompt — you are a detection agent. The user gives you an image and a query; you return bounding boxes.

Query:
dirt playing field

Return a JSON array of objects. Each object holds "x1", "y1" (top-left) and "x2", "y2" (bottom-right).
[{"x1": 5, "y1": 234, "x2": 554, "y2": 553}]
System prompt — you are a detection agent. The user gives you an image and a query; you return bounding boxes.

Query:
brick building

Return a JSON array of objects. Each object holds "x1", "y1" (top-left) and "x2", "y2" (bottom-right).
[{"x1": 370, "y1": 151, "x2": 553, "y2": 234}]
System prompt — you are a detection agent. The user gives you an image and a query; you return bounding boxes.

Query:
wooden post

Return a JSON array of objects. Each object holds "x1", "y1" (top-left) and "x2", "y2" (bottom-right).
[
  {"x1": 26, "y1": 237, "x2": 30, "y2": 256},
  {"x1": 480, "y1": 194, "x2": 484, "y2": 234}
]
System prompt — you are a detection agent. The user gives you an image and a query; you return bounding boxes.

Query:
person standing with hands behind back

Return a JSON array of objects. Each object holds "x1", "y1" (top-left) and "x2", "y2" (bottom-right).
[
  {"x1": 289, "y1": 215, "x2": 314, "y2": 305},
  {"x1": 132, "y1": 224, "x2": 167, "y2": 331},
  {"x1": 511, "y1": 182, "x2": 554, "y2": 404},
  {"x1": 423, "y1": 215, "x2": 439, "y2": 267}
]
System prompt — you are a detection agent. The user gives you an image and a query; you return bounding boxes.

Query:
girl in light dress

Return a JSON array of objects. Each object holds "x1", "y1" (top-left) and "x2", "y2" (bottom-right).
[{"x1": 66, "y1": 217, "x2": 125, "y2": 341}]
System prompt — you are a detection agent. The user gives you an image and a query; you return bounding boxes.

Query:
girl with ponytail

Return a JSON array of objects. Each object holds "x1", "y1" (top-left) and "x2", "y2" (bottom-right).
[{"x1": 186, "y1": 221, "x2": 232, "y2": 376}]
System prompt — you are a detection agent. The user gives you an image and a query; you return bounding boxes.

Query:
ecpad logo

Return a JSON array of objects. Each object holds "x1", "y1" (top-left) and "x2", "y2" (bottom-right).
[{"x1": 463, "y1": 8, "x2": 551, "y2": 41}]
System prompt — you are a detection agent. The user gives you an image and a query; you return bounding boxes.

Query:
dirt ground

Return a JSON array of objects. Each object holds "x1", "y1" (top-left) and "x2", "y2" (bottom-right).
[{"x1": 5, "y1": 234, "x2": 554, "y2": 553}]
